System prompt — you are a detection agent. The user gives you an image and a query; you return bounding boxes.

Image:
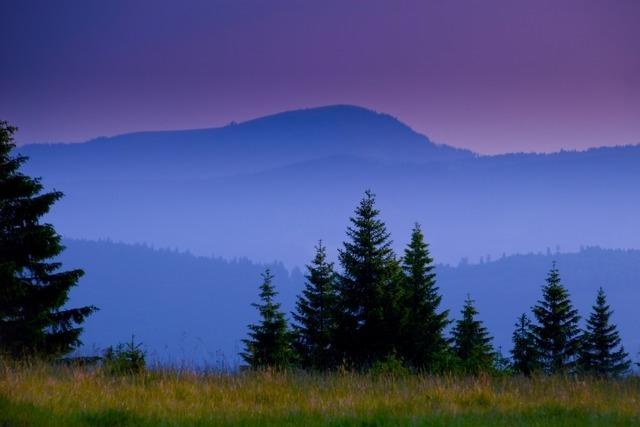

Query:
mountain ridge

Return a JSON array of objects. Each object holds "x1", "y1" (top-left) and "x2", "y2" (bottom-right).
[
  {"x1": 21, "y1": 105, "x2": 471, "y2": 154},
  {"x1": 18, "y1": 105, "x2": 474, "y2": 181},
  {"x1": 19, "y1": 104, "x2": 639, "y2": 157},
  {"x1": 14, "y1": 104, "x2": 640, "y2": 268}
]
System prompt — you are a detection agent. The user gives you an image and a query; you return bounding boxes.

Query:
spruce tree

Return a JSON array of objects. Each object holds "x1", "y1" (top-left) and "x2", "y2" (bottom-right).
[
  {"x1": 0, "y1": 121, "x2": 96, "y2": 358},
  {"x1": 511, "y1": 313, "x2": 539, "y2": 376},
  {"x1": 451, "y1": 295, "x2": 494, "y2": 374},
  {"x1": 531, "y1": 263, "x2": 581, "y2": 374},
  {"x1": 335, "y1": 190, "x2": 401, "y2": 367},
  {"x1": 399, "y1": 223, "x2": 449, "y2": 370},
  {"x1": 292, "y1": 241, "x2": 338, "y2": 370},
  {"x1": 578, "y1": 287, "x2": 630, "y2": 377},
  {"x1": 241, "y1": 269, "x2": 292, "y2": 369}
]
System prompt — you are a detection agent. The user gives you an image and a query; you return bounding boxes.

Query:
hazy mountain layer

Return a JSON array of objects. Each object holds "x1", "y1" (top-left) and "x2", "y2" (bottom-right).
[
  {"x1": 20, "y1": 105, "x2": 472, "y2": 180},
  {"x1": 18, "y1": 105, "x2": 640, "y2": 267}
]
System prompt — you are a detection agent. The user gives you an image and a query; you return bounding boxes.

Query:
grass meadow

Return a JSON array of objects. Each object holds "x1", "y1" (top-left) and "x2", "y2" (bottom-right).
[{"x1": 1, "y1": 363, "x2": 639, "y2": 426}]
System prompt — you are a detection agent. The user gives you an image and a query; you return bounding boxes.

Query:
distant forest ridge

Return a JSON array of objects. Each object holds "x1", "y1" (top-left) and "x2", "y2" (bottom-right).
[{"x1": 60, "y1": 239, "x2": 640, "y2": 366}]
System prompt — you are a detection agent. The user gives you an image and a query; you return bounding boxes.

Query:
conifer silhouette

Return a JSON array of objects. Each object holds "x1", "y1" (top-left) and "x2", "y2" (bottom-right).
[
  {"x1": 399, "y1": 223, "x2": 449, "y2": 370},
  {"x1": 241, "y1": 269, "x2": 292, "y2": 369},
  {"x1": 531, "y1": 263, "x2": 581, "y2": 373},
  {"x1": 451, "y1": 295, "x2": 494, "y2": 373},
  {"x1": 335, "y1": 190, "x2": 402, "y2": 367},
  {"x1": 292, "y1": 242, "x2": 338, "y2": 369},
  {"x1": 511, "y1": 313, "x2": 539, "y2": 376},
  {"x1": 0, "y1": 121, "x2": 96, "y2": 358},
  {"x1": 578, "y1": 287, "x2": 630, "y2": 376}
]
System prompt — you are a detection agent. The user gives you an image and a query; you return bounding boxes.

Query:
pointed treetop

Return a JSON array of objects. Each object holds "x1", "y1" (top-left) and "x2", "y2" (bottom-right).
[
  {"x1": 292, "y1": 240, "x2": 338, "y2": 370},
  {"x1": 511, "y1": 312, "x2": 539, "y2": 376},
  {"x1": 451, "y1": 294, "x2": 494, "y2": 373},
  {"x1": 579, "y1": 286, "x2": 630, "y2": 376},
  {"x1": 532, "y1": 263, "x2": 581, "y2": 373},
  {"x1": 241, "y1": 268, "x2": 292, "y2": 369},
  {"x1": 399, "y1": 222, "x2": 448, "y2": 370},
  {"x1": 257, "y1": 268, "x2": 277, "y2": 302}
]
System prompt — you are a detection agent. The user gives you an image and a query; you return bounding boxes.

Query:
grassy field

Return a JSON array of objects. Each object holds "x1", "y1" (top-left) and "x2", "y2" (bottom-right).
[{"x1": 1, "y1": 363, "x2": 639, "y2": 426}]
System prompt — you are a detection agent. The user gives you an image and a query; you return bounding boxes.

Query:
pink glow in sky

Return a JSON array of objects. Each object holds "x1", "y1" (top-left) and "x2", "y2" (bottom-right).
[{"x1": 1, "y1": 0, "x2": 638, "y2": 153}]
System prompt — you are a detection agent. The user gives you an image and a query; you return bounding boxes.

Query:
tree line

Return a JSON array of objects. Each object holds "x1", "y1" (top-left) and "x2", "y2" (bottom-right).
[{"x1": 242, "y1": 190, "x2": 632, "y2": 376}]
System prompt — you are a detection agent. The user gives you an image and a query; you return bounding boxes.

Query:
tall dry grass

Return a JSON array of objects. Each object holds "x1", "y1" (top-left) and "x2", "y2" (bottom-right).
[{"x1": 1, "y1": 360, "x2": 639, "y2": 426}]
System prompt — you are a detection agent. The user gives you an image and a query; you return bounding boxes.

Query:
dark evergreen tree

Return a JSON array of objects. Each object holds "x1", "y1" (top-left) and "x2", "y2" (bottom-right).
[
  {"x1": 292, "y1": 241, "x2": 338, "y2": 370},
  {"x1": 578, "y1": 287, "x2": 630, "y2": 377},
  {"x1": 531, "y1": 263, "x2": 581, "y2": 374},
  {"x1": 241, "y1": 269, "x2": 293, "y2": 369},
  {"x1": 0, "y1": 121, "x2": 96, "y2": 358},
  {"x1": 510, "y1": 313, "x2": 539, "y2": 376},
  {"x1": 451, "y1": 295, "x2": 494, "y2": 373},
  {"x1": 399, "y1": 223, "x2": 449, "y2": 370},
  {"x1": 335, "y1": 190, "x2": 402, "y2": 367}
]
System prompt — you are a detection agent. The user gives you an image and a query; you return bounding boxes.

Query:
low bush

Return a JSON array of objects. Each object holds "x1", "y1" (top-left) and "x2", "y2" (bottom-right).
[{"x1": 102, "y1": 337, "x2": 146, "y2": 375}]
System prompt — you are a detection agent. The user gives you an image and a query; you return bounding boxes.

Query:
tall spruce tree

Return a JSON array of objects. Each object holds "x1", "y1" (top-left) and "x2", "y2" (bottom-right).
[
  {"x1": 511, "y1": 313, "x2": 539, "y2": 376},
  {"x1": 0, "y1": 121, "x2": 96, "y2": 358},
  {"x1": 292, "y1": 241, "x2": 338, "y2": 370},
  {"x1": 241, "y1": 269, "x2": 292, "y2": 369},
  {"x1": 578, "y1": 287, "x2": 630, "y2": 377},
  {"x1": 531, "y1": 263, "x2": 581, "y2": 373},
  {"x1": 335, "y1": 190, "x2": 401, "y2": 367},
  {"x1": 451, "y1": 295, "x2": 494, "y2": 373},
  {"x1": 399, "y1": 223, "x2": 449, "y2": 370}
]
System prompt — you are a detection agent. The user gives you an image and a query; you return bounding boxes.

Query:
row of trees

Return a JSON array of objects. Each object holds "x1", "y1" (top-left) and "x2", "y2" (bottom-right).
[
  {"x1": 242, "y1": 191, "x2": 632, "y2": 376},
  {"x1": 512, "y1": 268, "x2": 629, "y2": 376}
]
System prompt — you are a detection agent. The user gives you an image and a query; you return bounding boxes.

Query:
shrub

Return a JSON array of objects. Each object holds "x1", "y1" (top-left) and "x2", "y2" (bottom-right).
[
  {"x1": 102, "y1": 337, "x2": 146, "y2": 375},
  {"x1": 368, "y1": 354, "x2": 410, "y2": 377}
]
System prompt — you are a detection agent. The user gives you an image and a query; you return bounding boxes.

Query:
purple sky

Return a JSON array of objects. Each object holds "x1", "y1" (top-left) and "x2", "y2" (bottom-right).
[{"x1": 1, "y1": 0, "x2": 638, "y2": 154}]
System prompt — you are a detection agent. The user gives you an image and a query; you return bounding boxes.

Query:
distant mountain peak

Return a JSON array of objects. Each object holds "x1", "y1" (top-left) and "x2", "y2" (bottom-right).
[
  {"x1": 19, "y1": 104, "x2": 476, "y2": 180},
  {"x1": 241, "y1": 104, "x2": 399, "y2": 123},
  {"x1": 229, "y1": 104, "x2": 421, "y2": 139}
]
